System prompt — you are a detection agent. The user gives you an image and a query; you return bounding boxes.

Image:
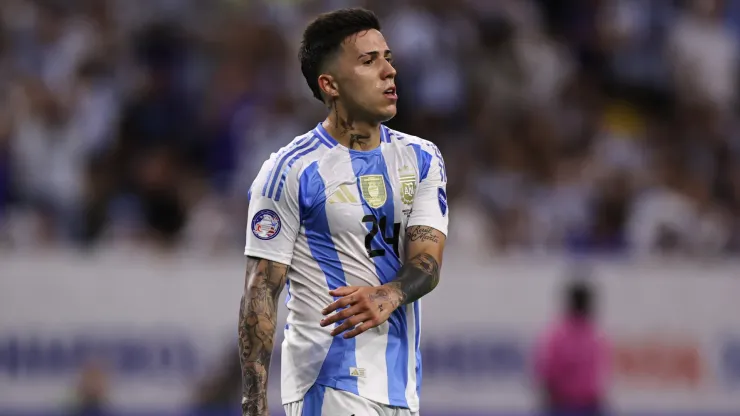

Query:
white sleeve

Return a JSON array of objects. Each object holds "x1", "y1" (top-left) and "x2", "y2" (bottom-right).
[
  {"x1": 244, "y1": 157, "x2": 301, "y2": 265},
  {"x1": 407, "y1": 142, "x2": 449, "y2": 236}
]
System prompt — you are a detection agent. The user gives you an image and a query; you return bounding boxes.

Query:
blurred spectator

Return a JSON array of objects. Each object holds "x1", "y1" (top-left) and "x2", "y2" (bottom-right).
[
  {"x1": 67, "y1": 360, "x2": 111, "y2": 416},
  {"x1": 627, "y1": 138, "x2": 732, "y2": 256},
  {"x1": 534, "y1": 279, "x2": 611, "y2": 416},
  {"x1": 667, "y1": 0, "x2": 738, "y2": 111}
]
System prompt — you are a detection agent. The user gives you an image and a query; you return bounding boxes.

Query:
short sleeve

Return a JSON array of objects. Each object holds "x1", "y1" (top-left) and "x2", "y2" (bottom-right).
[
  {"x1": 407, "y1": 142, "x2": 449, "y2": 236},
  {"x1": 244, "y1": 157, "x2": 301, "y2": 265}
]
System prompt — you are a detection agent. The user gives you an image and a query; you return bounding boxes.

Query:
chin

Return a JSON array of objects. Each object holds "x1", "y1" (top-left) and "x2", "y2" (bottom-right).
[{"x1": 375, "y1": 105, "x2": 397, "y2": 123}]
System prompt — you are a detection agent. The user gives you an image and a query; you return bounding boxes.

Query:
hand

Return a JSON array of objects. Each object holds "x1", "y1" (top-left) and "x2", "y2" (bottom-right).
[{"x1": 320, "y1": 285, "x2": 402, "y2": 339}]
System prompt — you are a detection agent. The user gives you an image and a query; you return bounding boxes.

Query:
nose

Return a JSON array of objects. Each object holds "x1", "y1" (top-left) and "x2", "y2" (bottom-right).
[{"x1": 381, "y1": 59, "x2": 396, "y2": 79}]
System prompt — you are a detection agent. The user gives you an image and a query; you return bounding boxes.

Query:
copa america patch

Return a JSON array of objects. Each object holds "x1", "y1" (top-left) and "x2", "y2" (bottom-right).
[
  {"x1": 251, "y1": 209, "x2": 281, "y2": 240},
  {"x1": 438, "y1": 187, "x2": 447, "y2": 216}
]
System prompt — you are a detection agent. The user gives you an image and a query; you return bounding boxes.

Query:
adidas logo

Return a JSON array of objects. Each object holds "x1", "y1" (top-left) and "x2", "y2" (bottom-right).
[
  {"x1": 328, "y1": 184, "x2": 358, "y2": 204},
  {"x1": 349, "y1": 367, "x2": 366, "y2": 378}
]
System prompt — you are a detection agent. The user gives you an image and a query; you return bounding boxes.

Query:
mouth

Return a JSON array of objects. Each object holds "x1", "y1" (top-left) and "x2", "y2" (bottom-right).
[{"x1": 383, "y1": 86, "x2": 397, "y2": 100}]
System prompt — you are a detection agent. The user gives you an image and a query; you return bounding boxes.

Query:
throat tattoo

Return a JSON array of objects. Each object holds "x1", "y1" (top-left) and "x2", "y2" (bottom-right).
[{"x1": 332, "y1": 100, "x2": 371, "y2": 150}]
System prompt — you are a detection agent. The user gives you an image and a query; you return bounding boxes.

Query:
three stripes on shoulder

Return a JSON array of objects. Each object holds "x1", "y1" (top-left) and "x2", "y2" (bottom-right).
[{"x1": 327, "y1": 184, "x2": 358, "y2": 204}]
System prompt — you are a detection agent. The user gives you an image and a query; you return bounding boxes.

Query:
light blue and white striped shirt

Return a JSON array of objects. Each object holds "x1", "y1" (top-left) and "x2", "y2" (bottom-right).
[{"x1": 244, "y1": 123, "x2": 448, "y2": 411}]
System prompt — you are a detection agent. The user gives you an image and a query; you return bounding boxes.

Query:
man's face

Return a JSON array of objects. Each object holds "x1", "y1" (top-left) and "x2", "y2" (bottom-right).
[{"x1": 331, "y1": 29, "x2": 397, "y2": 123}]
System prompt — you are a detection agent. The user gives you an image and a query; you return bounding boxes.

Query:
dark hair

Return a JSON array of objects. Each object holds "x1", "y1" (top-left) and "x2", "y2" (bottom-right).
[
  {"x1": 299, "y1": 8, "x2": 381, "y2": 103},
  {"x1": 566, "y1": 280, "x2": 594, "y2": 317}
]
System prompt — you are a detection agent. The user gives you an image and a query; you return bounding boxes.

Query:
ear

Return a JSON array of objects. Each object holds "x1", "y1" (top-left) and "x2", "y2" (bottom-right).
[{"x1": 318, "y1": 74, "x2": 339, "y2": 100}]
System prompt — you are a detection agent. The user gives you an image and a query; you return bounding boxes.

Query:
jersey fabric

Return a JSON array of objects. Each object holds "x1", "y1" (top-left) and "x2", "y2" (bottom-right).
[
  {"x1": 244, "y1": 123, "x2": 448, "y2": 412},
  {"x1": 283, "y1": 384, "x2": 420, "y2": 416}
]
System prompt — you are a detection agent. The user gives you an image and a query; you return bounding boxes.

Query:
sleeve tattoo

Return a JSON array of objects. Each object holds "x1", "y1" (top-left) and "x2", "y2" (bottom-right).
[
  {"x1": 386, "y1": 226, "x2": 442, "y2": 305},
  {"x1": 238, "y1": 257, "x2": 288, "y2": 415}
]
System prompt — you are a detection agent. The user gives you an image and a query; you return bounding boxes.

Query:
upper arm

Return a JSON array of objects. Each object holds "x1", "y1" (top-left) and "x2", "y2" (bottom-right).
[
  {"x1": 406, "y1": 141, "x2": 448, "y2": 263},
  {"x1": 244, "y1": 157, "x2": 302, "y2": 265}
]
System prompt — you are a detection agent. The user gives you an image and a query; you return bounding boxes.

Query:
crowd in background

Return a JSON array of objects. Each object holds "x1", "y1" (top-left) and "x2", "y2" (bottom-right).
[{"x1": 1, "y1": 0, "x2": 740, "y2": 257}]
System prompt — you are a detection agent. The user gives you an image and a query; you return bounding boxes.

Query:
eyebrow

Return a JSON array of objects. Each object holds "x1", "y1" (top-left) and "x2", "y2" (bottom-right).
[{"x1": 357, "y1": 50, "x2": 392, "y2": 59}]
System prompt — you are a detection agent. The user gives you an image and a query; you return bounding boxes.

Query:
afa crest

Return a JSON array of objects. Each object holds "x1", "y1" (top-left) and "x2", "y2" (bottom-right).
[
  {"x1": 359, "y1": 175, "x2": 387, "y2": 208},
  {"x1": 399, "y1": 167, "x2": 417, "y2": 205}
]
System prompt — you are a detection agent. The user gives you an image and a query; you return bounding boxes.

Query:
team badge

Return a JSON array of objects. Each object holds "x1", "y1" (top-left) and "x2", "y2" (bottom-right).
[
  {"x1": 438, "y1": 187, "x2": 447, "y2": 216},
  {"x1": 251, "y1": 209, "x2": 281, "y2": 240},
  {"x1": 399, "y1": 166, "x2": 417, "y2": 205},
  {"x1": 359, "y1": 175, "x2": 387, "y2": 208}
]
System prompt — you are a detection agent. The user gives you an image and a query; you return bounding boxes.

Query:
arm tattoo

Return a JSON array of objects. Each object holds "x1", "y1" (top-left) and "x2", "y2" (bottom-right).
[
  {"x1": 386, "y1": 226, "x2": 443, "y2": 305},
  {"x1": 387, "y1": 252, "x2": 441, "y2": 305},
  {"x1": 238, "y1": 257, "x2": 288, "y2": 416},
  {"x1": 407, "y1": 226, "x2": 440, "y2": 244}
]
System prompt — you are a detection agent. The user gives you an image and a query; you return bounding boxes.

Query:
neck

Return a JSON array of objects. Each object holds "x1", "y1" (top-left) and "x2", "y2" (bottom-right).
[{"x1": 323, "y1": 101, "x2": 381, "y2": 151}]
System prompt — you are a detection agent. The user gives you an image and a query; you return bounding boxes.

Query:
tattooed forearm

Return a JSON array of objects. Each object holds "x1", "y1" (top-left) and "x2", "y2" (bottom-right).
[
  {"x1": 386, "y1": 252, "x2": 441, "y2": 305},
  {"x1": 239, "y1": 257, "x2": 288, "y2": 416},
  {"x1": 385, "y1": 226, "x2": 444, "y2": 305}
]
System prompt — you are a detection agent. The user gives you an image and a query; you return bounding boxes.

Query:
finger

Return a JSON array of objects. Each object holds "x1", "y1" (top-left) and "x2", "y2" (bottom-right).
[
  {"x1": 330, "y1": 312, "x2": 372, "y2": 337},
  {"x1": 329, "y1": 286, "x2": 359, "y2": 297},
  {"x1": 343, "y1": 320, "x2": 375, "y2": 339},
  {"x1": 320, "y1": 305, "x2": 363, "y2": 327},
  {"x1": 322, "y1": 293, "x2": 359, "y2": 315}
]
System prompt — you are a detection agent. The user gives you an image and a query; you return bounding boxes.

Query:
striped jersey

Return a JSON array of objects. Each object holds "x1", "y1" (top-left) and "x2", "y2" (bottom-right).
[{"x1": 244, "y1": 122, "x2": 449, "y2": 411}]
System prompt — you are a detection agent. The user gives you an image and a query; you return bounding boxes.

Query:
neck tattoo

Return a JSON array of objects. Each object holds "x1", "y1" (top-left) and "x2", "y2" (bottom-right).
[
  {"x1": 349, "y1": 133, "x2": 370, "y2": 149},
  {"x1": 333, "y1": 100, "x2": 370, "y2": 150}
]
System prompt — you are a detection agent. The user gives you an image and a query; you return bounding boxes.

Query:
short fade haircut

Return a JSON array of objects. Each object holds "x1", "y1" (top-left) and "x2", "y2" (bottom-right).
[{"x1": 299, "y1": 8, "x2": 381, "y2": 103}]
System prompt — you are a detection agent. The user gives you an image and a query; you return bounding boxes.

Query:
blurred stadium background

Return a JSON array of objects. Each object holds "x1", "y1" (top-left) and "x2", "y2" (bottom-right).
[{"x1": 1, "y1": 0, "x2": 740, "y2": 415}]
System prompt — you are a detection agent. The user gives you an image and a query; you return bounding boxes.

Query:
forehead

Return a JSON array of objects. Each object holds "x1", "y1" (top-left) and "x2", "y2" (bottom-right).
[{"x1": 339, "y1": 29, "x2": 389, "y2": 57}]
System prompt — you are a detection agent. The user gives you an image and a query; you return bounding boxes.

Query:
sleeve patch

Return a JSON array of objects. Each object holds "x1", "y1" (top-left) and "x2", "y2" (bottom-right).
[{"x1": 251, "y1": 209, "x2": 282, "y2": 240}]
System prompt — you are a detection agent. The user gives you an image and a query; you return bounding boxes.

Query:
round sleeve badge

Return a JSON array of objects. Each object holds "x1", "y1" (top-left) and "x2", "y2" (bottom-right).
[{"x1": 251, "y1": 209, "x2": 281, "y2": 240}]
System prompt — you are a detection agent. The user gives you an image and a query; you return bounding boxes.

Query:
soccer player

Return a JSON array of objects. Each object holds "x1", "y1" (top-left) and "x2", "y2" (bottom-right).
[{"x1": 238, "y1": 8, "x2": 448, "y2": 416}]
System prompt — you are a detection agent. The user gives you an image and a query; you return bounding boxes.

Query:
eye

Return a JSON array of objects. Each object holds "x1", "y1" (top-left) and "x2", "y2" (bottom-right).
[{"x1": 363, "y1": 59, "x2": 374, "y2": 65}]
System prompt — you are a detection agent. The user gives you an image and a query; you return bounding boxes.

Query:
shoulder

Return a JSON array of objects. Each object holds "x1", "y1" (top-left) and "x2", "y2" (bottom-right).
[
  {"x1": 268, "y1": 131, "x2": 328, "y2": 166},
  {"x1": 385, "y1": 126, "x2": 447, "y2": 182},
  {"x1": 384, "y1": 126, "x2": 443, "y2": 158},
  {"x1": 252, "y1": 130, "x2": 334, "y2": 199}
]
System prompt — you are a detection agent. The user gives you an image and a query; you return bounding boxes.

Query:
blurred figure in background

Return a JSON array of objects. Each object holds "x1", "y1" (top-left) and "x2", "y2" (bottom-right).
[
  {"x1": 67, "y1": 360, "x2": 111, "y2": 416},
  {"x1": 534, "y1": 279, "x2": 611, "y2": 416}
]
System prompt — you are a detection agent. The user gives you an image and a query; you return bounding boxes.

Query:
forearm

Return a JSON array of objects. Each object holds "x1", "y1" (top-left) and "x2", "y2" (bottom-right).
[
  {"x1": 385, "y1": 252, "x2": 440, "y2": 305},
  {"x1": 385, "y1": 226, "x2": 442, "y2": 305},
  {"x1": 238, "y1": 295, "x2": 275, "y2": 413},
  {"x1": 238, "y1": 257, "x2": 288, "y2": 415}
]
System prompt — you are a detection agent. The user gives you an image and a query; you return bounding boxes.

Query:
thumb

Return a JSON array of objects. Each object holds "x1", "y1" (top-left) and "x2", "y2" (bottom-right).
[{"x1": 329, "y1": 286, "x2": 359, "y2": 297}]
